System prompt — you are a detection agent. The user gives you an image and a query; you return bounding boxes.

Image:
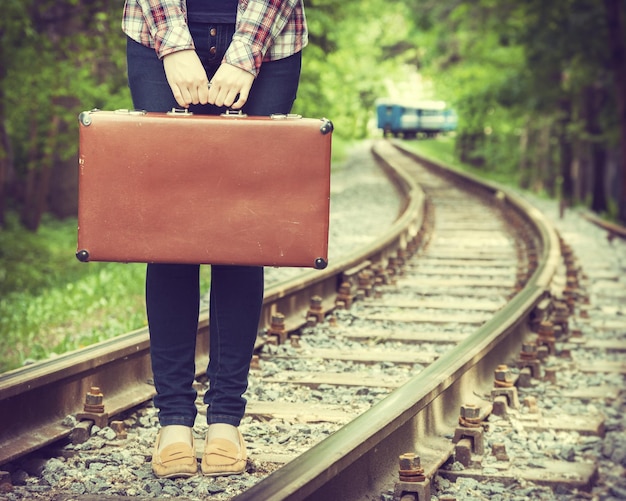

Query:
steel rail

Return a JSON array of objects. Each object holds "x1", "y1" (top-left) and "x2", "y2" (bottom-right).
[
  {"x1": 0, "y1": 142, "x2": 424, "y2": 467},
  {"x1": 578, "y1": 210, "x2": 626, "y2": 240},
  {"x1": 231, "y1": 140, "x2": 562, "y2": 501}
]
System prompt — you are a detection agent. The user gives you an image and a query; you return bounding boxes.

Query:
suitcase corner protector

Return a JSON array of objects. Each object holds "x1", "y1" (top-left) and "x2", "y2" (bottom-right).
[
  {"x1": 320, "y1": 119, "x2": 333, "y2": 135},
  {"x1": 76, "y1": 250, "x2": 90, "y2": 262},
  {"x1": 78, "y1": 111, "x2": 93, "y2": 127},
  {"x1": 314, "y1": 257, "x2": 328, "y2": 270}
]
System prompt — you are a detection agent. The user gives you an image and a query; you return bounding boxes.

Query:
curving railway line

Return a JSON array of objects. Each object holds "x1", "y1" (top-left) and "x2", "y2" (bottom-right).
[{"x1": 0, "y1": 139, "x2": 613, "y2": 500}]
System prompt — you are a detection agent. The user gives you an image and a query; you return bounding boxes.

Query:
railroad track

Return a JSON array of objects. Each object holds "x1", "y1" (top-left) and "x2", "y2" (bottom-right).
[{"x1": 0, "y1": 139, "x2": 606, "y2": 500}]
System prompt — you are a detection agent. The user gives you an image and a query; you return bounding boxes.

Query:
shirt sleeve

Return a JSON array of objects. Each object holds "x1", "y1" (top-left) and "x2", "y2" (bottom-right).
[
  {"x1": 134, "y1": 0, "x2": 194, "y2": 58},
  {"x1": 224, "y1": 0, "x2": 301, "y2": 77}
]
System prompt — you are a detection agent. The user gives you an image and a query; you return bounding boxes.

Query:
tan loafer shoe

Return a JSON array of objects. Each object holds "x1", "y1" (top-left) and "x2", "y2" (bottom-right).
[
  {"x1": 201, "y1": 429, "x2": 247, "y2": 477},
  {"x1": 151, "y1": 431, "x2": 198, "y2": 479}
]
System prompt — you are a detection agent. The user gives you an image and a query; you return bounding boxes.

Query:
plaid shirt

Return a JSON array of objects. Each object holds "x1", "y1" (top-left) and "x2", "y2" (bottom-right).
[{"x1": 122, "y1": 0, "x2": 307, "y2": 77}]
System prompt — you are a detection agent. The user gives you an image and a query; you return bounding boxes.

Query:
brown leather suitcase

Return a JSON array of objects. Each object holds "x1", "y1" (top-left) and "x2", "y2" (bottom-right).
[{"x1": 76, "y1": 109, "x2": 332, "y2": 268}]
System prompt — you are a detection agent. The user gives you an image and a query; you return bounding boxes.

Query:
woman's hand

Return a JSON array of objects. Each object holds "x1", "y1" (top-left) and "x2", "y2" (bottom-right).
[
  {"x1": 208, "y1": 63, "x2": 255, "y2": 110},
  {"x1": 163, "y1": 50, "x2": 210, "y2": 108}
]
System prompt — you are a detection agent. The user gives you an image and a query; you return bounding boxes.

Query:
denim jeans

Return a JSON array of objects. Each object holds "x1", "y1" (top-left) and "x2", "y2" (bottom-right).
[{"x1": 126, "y1": 23, "x2": 302, "y2": 427}]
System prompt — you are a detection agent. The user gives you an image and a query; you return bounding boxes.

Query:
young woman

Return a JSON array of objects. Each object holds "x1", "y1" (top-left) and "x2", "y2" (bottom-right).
[{"x1": 122, "y1": 0, "x2": 307, "y2": 478}]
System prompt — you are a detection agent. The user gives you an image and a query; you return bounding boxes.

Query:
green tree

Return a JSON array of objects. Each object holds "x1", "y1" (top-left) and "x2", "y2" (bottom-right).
[{"x1": 412, "y1": 0, "x2": 626, "y2": 221}]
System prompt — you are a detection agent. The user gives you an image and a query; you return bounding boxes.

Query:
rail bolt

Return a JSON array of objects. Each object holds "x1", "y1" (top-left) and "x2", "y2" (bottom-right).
[
  {"x1": 84, "y1": 386, "x2": 105, "y2": 414},
  {"x1": 460, "y1": 403, "x2": 480, "y2": 421},
  {"x1": 520, "y1": 341, "x2": 538, "y2": 359},
  {"x1": 398, "y1": 453, "x2": 425, "y2": 483},
  {"x1": 494, "y1": 364, "x2": 513, "y2": 387},
  {"x1": 357, "y1": 270, "x2": 374, "y2": 297},
  {"x1": 335, "y1": 282, "x2": 353, "y2": 309},
  {"x1": 307, "y1": 295, "x2": 325, "y2": 325},
  {"x1": 537, "y1": 321, "x2": 554, "y2": 338},
  {"x1": 268, "y1": 313, "x2": 287, "y2": 344},
  {"x1": 398, "y1": 453, "x2": 421, "y2": 471},
  {"x1": 551, "y1": 301, "x2": 569, "y2": 323}
]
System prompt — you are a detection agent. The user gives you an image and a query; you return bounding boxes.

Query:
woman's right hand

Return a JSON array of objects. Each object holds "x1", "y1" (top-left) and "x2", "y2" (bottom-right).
[{"x1": 163, "y1": 50, "x2": 210, "y2": 108}]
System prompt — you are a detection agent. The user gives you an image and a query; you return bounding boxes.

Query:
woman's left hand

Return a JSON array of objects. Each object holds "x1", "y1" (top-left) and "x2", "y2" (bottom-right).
[{"x1": 208, "y1": 63, "x2": 255, "y2": 110}]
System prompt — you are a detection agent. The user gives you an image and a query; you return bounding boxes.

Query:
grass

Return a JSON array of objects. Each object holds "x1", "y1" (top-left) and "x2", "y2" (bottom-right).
[
  {"x1": 0, "y1": 212, "x2": 212, "y2": 373},
  {"x1": 399, "y1": 135, "x2": 523, "y2": 189}
]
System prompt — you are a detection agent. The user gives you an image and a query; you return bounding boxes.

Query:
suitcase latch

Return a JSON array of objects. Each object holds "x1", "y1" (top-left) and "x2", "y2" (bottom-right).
[
  {"x1": 221, "y1": 109, "x2": 248, "y2": 118},
  {"x1": 167, "y1": 108, "x2": 194, "y2": 116},
  {"x1": 115, "y1": 109, "x2": 147, "y2": 116},
  {"x1": 270, "y1": 113, "x2": 302, "y2": 120}
]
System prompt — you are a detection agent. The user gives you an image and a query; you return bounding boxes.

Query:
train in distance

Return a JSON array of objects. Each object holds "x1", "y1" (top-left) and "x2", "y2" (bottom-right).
[{"x1": 376, "y1": 98, "x2": 458, "y2": 138}]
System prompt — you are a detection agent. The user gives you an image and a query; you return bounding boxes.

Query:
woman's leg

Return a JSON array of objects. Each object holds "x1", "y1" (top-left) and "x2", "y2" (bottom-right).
[
  {"x1": 203, "y1": 51, "x2": 303, "y2": 426},
  {"x1": 127, "y1": 38, "x2": 201, "y2": 428}
]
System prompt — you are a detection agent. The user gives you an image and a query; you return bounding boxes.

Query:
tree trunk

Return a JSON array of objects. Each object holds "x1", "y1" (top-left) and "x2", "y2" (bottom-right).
[
  {"x1": 585, "y1": 86, "x2": 608, "y2": 213},
  {"x1": 590, "y1": 145, "x2": 607, "y2": 213},
  {"x1": 19, "y1": 115, "x2": 60, "y2": 231},
  {"x1": 0, "y1": 118, "x2": 8, "y2": 227},
  {"x1": 604, "y1": 0, "x2": 626, "y2": 222},
  {"x1": 518, "y1": 122, "x2": 530, "y2": 189},
  {"x1": 535, "y1": 121, "x2": 552, "y2": 194},
  {"x1": 559, "y1": 99, "x2": 573, "y2": 204},
  {"x1": 20, "y1": 117, "x2": 39, "y2": 230}
]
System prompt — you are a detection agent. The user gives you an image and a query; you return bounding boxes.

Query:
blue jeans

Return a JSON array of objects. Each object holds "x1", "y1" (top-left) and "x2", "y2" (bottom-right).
[{"x1": 126, "y1": 23, "x2": 302, "y2": 427}]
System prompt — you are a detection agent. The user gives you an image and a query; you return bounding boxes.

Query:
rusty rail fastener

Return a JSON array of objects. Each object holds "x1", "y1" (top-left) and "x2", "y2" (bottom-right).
[
  {"x1": 494, "y1": 364, "x2": 513, "y2": 388},
  {"x1": 84, "y1": 386, "x2": 104, "y2": 414},
  {"x1": 335, "y1": 282, "x2": 353, "y2": 309},
  {"x1": 519, "y1": 341, "x2": 538, "y2": 360},
  {"x1": 267, "y1": 313, "x2": 288, "y2": 344},
  {"x1": 387, "y1": 256, "x2": 400, "y2": 282},
  {"x1": 492, "y1": 365, "x2": 520, "y2": 414},
  {"x1": 306, "y1": 296, "x2": 325, "y2": 325},
  {"x1": 76, "y1": 386, "x2": 109, "y2": 428},
  {"x1": 372, "y1": 263, "x2": 390, "y2": 286},
  {"x1": 398, "y1": 453, "x2": 425, "y2": 483},
  {"x1": 517, "y1": 340, "x2": 542, "y2": 380},
  {"x1": 537, "y1": 320, "x2": 556, "y2": 354},
  {"x1": 458, "y1": 403, "x2": 481, "y2": 428},
  {"x1": 357, "y1": 270, "x2": 374, "y2": 298},
  {"x1": 453, "y1": 404, "x2": 485, "y2": 458},
  {"x1": 550, "y1": 301, "x2": 570, "y2": 331}
]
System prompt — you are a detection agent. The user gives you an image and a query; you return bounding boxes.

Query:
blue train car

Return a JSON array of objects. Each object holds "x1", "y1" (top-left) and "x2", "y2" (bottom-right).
[{"x1": 376, "y1": 99, "x2": 457, "y2": 138}]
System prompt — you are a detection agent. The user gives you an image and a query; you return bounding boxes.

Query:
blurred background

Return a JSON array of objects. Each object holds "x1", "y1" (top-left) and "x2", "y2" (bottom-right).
[{"x1": 1, "y1": 0, "x2": 624, "y2": 371}]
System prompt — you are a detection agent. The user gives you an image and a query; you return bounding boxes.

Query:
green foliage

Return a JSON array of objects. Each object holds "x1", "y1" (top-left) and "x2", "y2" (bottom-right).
[
  {"x1": 0, "y1": 213, "x2": 142, "y2": 372},
  {"x1": 0, "y1": 211, "x2": 212, "y2": 372},
  {"x1": 411, "y1": 0, "x2": 624, "y2": 214},
  {"x1": 295, "y1": 0, "x2": 420, "y2": 139},
  {"x1": 2, "y1": 1, "x2": 130, "y2": 208},
  {"x1": 403, "y1": 137, "x2": 522, "y2": 188}
]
